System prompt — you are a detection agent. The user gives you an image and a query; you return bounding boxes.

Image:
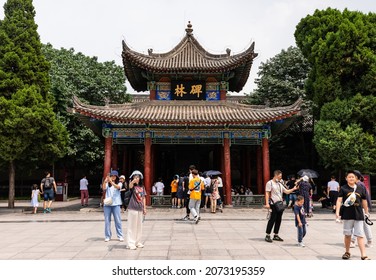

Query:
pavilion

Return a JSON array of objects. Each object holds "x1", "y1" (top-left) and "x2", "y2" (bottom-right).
[{"x1": 72, "y1": 22, "x2": 301, "y2": 205}]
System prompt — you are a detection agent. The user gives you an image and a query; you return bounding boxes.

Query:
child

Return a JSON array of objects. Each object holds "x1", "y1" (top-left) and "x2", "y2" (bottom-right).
[
  {"x1": 31, "y1": 184, "x2": 40, "y2": 214},
  {"x1": 294, "y1": 195, "x2": 307, "y2": 247}
]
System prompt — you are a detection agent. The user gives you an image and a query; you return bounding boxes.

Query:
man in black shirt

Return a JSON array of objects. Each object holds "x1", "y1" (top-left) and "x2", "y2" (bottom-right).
[{"x1": 336, "y1": 170, "x2": 370, "y2": 260}]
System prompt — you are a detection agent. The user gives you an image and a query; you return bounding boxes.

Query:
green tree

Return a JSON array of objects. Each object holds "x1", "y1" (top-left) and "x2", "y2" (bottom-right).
[
  {"x1": 246, "y1": 46, "x2": 313, "y2": 174},
  {"x1": 247, "y1": 46, "x2": 310, "y2": 107},
  {"x1": 313, "y1": 95, "x2": 376, "y2": 173},
  {"x1": 41, "y1": 44, "x2": 130, "y2": 177},
  {"x1": 313, "y1": 121, "x2": 376, "y2": 173},
  {"x1": 295, "y1": 8, "x2": 376, "y2": 173},
  {"x1": 0, "y1": 0, "x2": 68, "y2": 208},
  {"x1": 295, "y1": 8, "x2": 376, "y2": 115}
]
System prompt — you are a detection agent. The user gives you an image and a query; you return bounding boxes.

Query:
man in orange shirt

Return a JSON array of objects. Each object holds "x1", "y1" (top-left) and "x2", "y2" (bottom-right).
[{"x1": 188, "y1": 169, "x2": 204, "y2": 224}]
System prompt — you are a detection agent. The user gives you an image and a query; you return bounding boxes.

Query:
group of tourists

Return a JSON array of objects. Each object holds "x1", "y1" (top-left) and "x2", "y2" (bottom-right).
[
  {"x1": 30, "y1": 166, "x2": 372, "y2": 260},
  {"x1": 264, "y1": 169, "x2": 372, "y2": 260},
  {"x1": 151, "y1": 170, "x2": 225, "y2": 215},
  {"x1": 168, "y1": 165, "x2": 225, "y2": 222}
]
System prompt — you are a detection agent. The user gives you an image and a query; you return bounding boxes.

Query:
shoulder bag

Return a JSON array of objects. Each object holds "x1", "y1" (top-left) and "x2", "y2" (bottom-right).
[
  {"x1": 103, "y1": 184, "x2": 113, "y2": 206},
  {"x1": 272, "y1": 181, "x2": 286, "y2": 212},
  {"x1": 123, "y1": 188, "x2": 134, "y2": 208}
]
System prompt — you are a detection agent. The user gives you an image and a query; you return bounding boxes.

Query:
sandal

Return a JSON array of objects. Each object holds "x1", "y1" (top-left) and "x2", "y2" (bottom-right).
[
  {"x1": 361, "y1": 256, "x2": 371, "y2": 260},
  {"x1": 342, "y1": 252, "x2": 351, "y2": 260}
]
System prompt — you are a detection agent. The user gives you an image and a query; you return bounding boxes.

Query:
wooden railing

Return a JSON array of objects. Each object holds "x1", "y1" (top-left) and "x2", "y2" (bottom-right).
[
  {"x1": 150, "y1": 195, "x2": 172, "y2": 207},
  {"x1": 231, "y1": 195, "x2": 265, "y2": 207}
]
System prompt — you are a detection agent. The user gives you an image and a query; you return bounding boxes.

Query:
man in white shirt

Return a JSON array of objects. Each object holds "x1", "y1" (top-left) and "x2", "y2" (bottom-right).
[
  {"x1": 80, "y1": 175, "x2": 89, "y2": 207},
  {"x1": 327, "y1": 175, "x2": 340, "y2": 212},
  {"x1": 154, "y1": 178, "x2": 165, "y2": 196}
]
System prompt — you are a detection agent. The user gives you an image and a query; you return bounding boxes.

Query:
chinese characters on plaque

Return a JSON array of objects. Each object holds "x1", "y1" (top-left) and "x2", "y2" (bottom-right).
[{"x1": 171, "y1": 81, "x2": 206, "y2": 100}]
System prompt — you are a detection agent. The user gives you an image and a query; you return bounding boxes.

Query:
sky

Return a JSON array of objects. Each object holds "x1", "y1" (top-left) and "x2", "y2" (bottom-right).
[{"x1": 1, "y1": 0, "x2": 375, "y2": 95}]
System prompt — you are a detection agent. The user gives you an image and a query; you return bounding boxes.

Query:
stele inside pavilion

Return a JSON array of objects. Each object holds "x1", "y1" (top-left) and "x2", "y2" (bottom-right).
[{"x1": 73, "y1": 22, "x2": 301, "y2": 206}]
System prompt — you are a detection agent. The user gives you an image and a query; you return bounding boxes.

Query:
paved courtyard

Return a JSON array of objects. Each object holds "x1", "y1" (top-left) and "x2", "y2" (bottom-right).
[{"x1": 0, "y1": 198, "x2": 374, "y2": 260}]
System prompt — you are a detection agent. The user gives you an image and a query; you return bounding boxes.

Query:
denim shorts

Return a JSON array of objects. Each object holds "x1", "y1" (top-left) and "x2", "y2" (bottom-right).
[
  {"x1": 343, "y1": 220, "x2": 364, "y2": 237},
  {"x1": 43, "y1": 188, "x2": 55, "y2": 201}
]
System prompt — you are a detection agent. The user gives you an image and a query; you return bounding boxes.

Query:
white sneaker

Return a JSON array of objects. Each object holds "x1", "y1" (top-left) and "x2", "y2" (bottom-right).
[
  {"x1": 104, "y1": 238, "x2": 110, "y2": 242},
  {"x1": 119, "y1": 237, "x2": 124, "y2": 242},
  {"x1": 366, "y1": 242, "x2": 373, "y2": 248},
  {"x1": 298, "y1": 242, "x2": 305, "y2": 247},
  {"x1": 136, "y1": 243, "x2": 144, "y2": 248},
  {"x1": 194, "y1": 216, "x2": 199, "y2": 224},
  {"x1": 350, "y1": 241, "x2": 356, "y2": 248},
  {"x1": 128, "y1": 245, "x2": 137, "y2": 250}
]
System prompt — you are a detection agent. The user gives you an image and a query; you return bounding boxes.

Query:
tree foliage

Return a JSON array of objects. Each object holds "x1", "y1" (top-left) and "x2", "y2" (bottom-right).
[
  {"x1": 42, "y1": 44, "x2": 130, "y2": 173},
  {"x1": 313, "y1": 121, "x2": 376, "y2": 173},
  {"x1": 313, "y1": 95, "x2": 376, "y2": 173},
  {"x1": 295, "y1": 8, "x2": 376, "y2": 114},
  {"x1": 295, "y1": 8, "x2": 376, "y2": 173},
  {"x1": 0, "y1": 0, "x2": 68, "y2": 207},
  {"x1": 247, "y1": 46, "x2": 310, "y2": 107},
  {"x1": 245, "y1": 46, "x2": 314, "y2": 175}
]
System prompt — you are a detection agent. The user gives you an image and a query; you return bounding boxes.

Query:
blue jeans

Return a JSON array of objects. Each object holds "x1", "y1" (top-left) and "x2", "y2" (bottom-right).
[
  {"x1": 43, "y1": 188, "x2": 54, "y2": 201},
  {"x1": 104, "y1": 205, "x2": 123, "y2": 239},
  {"x1": 297, "y1": 224, "x2": 307, "y2": 243}
]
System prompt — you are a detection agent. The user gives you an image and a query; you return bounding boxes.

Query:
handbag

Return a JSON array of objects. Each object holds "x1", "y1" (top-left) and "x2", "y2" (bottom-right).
[
  {"x1": 103, "y1": 197, "x2": 113, "y2": 206},
  {"x1": 103, "y1": 183, "x2": 113, "y2": 206},
  {"x1": 343, "y1": 185, "x2": 357, "y2": 207},
  {"x1": 270, "y1": 180, "x2": 285, "y2": 212},
  {"x1": 274, "y1": 200, "x2": 286, "y2": 212},
  {"x1": 123, "y1": 188, "x2": 133, "y2": 207}
]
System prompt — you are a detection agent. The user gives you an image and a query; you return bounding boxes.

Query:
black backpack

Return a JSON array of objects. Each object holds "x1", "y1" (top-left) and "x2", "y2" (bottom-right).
[{"x1": 44, "y1": 177, "x2": 53, "y2": 189}]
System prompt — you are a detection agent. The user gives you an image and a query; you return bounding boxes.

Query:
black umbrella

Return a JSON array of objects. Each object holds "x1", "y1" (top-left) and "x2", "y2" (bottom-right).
[
  {"x1": 205, "y1": 170, "x2": 222, "y2": 177},
  {"x1": 297, "y1": 169, "x2": 319, "y2": 178}
]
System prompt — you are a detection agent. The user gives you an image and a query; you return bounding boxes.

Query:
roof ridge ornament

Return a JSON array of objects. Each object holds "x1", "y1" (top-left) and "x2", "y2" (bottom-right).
[{"x1": 185, "y1": 21, "x2": 193, "y2": 35}]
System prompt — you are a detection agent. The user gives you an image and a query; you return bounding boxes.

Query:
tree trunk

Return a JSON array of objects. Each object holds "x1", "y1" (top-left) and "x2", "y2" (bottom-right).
[{"x1": 8, "y1": 161, "x2": 15, "y2": 208}]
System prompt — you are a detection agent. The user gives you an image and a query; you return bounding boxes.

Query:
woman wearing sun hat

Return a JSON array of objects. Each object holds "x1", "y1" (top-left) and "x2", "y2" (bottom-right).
[
  {"x1": 102, "y1": 170, "x2": 124, "y2": 242},
  {"x1": 126, "y1": 170, "x2": 147, "y2": 250}
]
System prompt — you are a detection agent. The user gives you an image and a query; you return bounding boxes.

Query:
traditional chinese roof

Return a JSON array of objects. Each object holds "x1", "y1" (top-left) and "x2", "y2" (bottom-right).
[
  {"x1": 72, "y1": 96, "x2": 302, "y2": 126},
  {"x1": 122, "y1": 22, "x2": 258, "y2": 92}
]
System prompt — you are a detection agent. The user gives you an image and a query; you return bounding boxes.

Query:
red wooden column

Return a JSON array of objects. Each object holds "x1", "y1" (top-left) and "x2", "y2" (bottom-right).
[
  {"x1": 111, "y1": 144, "x2": 118, "y2": 171},
  {"x1": 103, "y1": 137, "x2": 112, "y2": 178},
  {"x1": 149, "y1": 81, "x2": 156, "y2": 100},
  {"x1": 256, "y1": 146, "x2": 263, "y2": 194},
  {"x1": 223, "y1": 135, "x2": 232, "y2": 205},
  {"x1": 144, "y1": 134, "x2": 152, "y2": 206},
  {"x1": 220, "y1": 81, "x2": 227, "y2": 100},
  {"x1": 262, "y1": 138, "x2": 270, "y2": 193}
]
